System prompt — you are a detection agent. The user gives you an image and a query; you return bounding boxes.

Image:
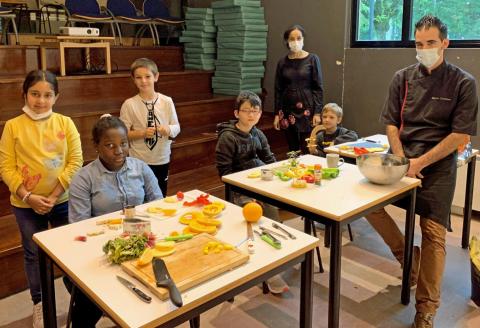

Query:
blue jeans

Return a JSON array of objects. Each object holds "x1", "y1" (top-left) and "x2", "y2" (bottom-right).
[{"x1": 12, "y1": 202, "x2": 69, "y2": 304}]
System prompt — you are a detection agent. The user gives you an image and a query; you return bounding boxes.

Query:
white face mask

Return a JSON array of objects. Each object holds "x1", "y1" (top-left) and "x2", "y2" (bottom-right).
[
  {"x1": 288, "y1": 39, "x2": 304, "y2": 53},
  {"x1": 22, "y1": 105, "x2": 53, "y2": 121},
  {"x1": 416, "y1": 48, "x2": 440, "y2": 68}
]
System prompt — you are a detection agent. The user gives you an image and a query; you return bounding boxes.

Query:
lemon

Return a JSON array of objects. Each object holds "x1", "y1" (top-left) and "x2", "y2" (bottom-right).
[
  {"x1": 154, "y1": 241, "x2": 175, "y2": 251},
  {"x1": 136, "y1": 248, "x2": 154, "y2": 266},
  {"x1": 247, "y1": 171, "x2": 261, "y2": 178},
  {"x1": 152, "y1": 248, "x2": 175, "y2": 258}
]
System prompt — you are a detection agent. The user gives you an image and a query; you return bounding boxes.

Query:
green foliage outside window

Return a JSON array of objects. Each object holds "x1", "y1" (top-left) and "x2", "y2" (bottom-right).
[
  {"x1": 356, "y1": 0, "x2": 480, "y2": 41},
  {"x1": 411, "y1": 0, "x2": 480, "y2": 40}
]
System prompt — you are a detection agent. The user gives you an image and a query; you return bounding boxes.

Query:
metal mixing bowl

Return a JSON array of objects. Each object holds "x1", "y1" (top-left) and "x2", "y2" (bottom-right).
[{"x1": 356, "y1": 153, "x2": 410, "y2": 185}]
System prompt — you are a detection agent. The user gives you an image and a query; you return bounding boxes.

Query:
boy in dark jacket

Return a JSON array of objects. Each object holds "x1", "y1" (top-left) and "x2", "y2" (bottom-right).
[
  {"x1": 216, "y1": 91, "x2": 276, "y2": 175},
  {"x1": 215, "y1": 91, "x2": 288, "y2": 294},
  {"x1": 315, "y1": 103, "x2": 358, "y2": 156}
]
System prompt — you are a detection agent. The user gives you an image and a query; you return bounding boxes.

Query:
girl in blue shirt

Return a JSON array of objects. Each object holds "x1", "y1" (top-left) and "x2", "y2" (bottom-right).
[
  {"x1": 69, "y1": 114, "x2": 163, "y2": 222},
  {"x1": 67, "y1": 114, "x2": 162, "y2": 327}
]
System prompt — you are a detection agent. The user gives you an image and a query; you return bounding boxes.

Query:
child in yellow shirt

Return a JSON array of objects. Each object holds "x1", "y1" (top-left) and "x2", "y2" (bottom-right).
[{"x1": 0, "y1": 70, "x2": 83, "y2": 327}]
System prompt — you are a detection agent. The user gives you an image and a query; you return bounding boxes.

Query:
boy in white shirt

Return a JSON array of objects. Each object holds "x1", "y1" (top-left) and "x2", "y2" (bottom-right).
[{"x1": 120, "y1": 58, "x2": 180, "y2": 196}]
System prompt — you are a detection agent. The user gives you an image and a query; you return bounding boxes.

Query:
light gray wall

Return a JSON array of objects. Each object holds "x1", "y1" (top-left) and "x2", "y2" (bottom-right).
[
  {"x1": 263, "y1": 0, "x2": 347, "y2": 112},
  {"x1": 262, "y1": 0, "x2": 480, "y2": 147}
]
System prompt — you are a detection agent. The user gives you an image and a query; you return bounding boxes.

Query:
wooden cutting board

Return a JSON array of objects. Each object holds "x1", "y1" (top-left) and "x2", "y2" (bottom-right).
[{"x1": 121, "y1": 233, "x2": 249, "y2": 300}]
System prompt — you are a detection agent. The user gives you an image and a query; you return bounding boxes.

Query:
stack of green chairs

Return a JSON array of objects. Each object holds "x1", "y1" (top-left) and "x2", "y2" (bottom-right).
[
  {"x1": 180, "y1": 8, "x2": 216, "y2": 70},
  {"x1": 212, "y1": 0, "x2": 267, "y2": 95}
]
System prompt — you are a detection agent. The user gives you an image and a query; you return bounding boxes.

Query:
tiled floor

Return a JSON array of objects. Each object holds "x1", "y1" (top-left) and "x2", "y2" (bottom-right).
[{"x1": 1, "y1": 206, "x2": 479, "y2": 327}]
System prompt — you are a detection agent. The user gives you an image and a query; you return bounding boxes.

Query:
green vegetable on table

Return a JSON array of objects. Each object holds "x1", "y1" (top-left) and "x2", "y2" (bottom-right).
[
  {"x1": 277, "y1": 172, "x2": 292, "y2": 181},
  {"x1": 102, "y1": 234, "x2": 148, "y2": 264},
  {"x1": 322, "y1": 168, "x2": 340, "y2": 179}
]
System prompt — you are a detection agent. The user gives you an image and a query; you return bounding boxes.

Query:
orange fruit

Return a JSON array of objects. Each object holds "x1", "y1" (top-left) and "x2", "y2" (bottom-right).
[{"x1": 242, "y1": 202, "x2": 263, "y2": 223}]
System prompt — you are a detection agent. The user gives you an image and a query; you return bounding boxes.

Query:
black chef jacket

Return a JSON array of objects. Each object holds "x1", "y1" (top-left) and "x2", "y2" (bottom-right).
[{"x1": 381, "y1": 60, "x2": 478, "y2": 228}]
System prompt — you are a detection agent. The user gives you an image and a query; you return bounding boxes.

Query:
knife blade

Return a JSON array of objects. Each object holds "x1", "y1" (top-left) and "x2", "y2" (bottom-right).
[
  {"x1": 116, "y1": 275, "x2": 152, "y2": 303},
  {"x1": 271, "y1": 222, "x2": 297, "y2": 239},
  {"x1": 247, "y1": 222, "x2": 255, "y2": 254},
  {"x1": 152, "y1": 258, "x2": 183, "y2": 307}
]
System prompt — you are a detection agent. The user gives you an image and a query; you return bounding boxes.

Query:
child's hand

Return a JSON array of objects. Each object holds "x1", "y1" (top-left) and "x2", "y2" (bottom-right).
[
  {"x1": 273, "y1": 115, "x2": 280, "y2": 130},
  {"x1": 28, "y1": 194, "x2": 54, "y2": 215},
  {"x1": 157, "y1": 125, "x2": 171, "y2": 137},
  {"x1": 145, "y1": 127, "x2": 156, "y2": 138},
  {"x1": 313, "y1": 114, "x2": 321, "y2": 126}
]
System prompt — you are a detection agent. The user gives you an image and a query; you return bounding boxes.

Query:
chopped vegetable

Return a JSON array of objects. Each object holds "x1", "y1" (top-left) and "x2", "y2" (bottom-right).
[
  {"x1": 102, "y1": 234, "x2": 149, "y2": 264},
  {"x1": 322, "y1": 168, "x2": 340, "y2": 179},
  {"x1": 203, "y1": 241, "x2": 234, "y2": 255},
  {"x1": 354, "y1": 147, "x2": 369, "y2": 155},
  {"x1": 176, "y1": 191, "x2": 184, "y2": 200},
  {"x1": 87, "y1": 230, "x2": 105, "y2": 237},
  {"x1": 183, "y1": 194, "x2": 211, "y2": 207},
  {"x1": 74, "y1": 235, "x2": 87, "y2": 242}
]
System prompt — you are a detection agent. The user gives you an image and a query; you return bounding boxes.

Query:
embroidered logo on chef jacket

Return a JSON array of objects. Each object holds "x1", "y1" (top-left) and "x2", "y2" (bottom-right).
[{"x1": 431, "y1": 96, "x2": 452, "y2": 101}]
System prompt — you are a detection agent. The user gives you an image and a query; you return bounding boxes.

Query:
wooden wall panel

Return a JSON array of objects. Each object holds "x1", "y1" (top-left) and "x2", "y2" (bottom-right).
[{"x1": 0, "y1": 46, "x2": 39, "y2": 76}]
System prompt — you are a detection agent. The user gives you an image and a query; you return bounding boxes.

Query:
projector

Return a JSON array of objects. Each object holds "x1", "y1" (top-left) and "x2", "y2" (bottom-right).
[{"x1": 59, "y1": 27, "x2": 100, "y2": 37}]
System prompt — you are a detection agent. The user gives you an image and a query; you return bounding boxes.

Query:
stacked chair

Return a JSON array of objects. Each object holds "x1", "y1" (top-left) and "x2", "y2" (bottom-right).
[
  {"x1": 212, "y1": 0, "x2": 267, "y2": 95},
  {"x1": 0, "y1": 6, "x2": 18, "y2": 44},
  {"x1": 180, "y1": 7, "x2": 216, "y2": 71}
]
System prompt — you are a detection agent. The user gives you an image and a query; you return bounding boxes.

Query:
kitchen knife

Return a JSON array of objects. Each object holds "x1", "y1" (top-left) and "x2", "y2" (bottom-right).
[
  {"x1": 271, "y1": 222, "x2": 297, "y2": 239},
  {"x1": 116, "y1": 275, "x2": 152, "y2": 303},
  {"x1": 247, "y1": 222, "x2": 255, "y2": 254},
  {"x1": 152, "y1": 258, "x2": 183, "y2": 307}
]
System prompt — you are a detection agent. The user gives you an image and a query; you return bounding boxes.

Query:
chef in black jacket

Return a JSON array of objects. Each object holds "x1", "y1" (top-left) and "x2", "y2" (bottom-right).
[{"x1": 365, "y1": 15, "x2": 478, "y2": 328}]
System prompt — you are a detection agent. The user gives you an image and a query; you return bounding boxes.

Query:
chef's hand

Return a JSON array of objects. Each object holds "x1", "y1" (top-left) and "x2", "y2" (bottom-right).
[
  {"x1": 312, "y1": 114, "x2": 321, "y2": 126},
  {"x1": 273, "y1": 115, "x2": 280, "y2": 130},
  {"x1": 157, "y1": 125, "x2": 171, "y2": 137},
  {"x1": 406, "y1": 158, "x2": 425, "y2": 179}
]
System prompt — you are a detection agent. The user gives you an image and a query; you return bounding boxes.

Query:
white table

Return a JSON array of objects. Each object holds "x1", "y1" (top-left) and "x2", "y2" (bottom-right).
[
  {"x1": 222, "y1": 155, "x2": 421, "y2": 328},
  {"x1": 326, "y1": 134, "x2": 479, "y2": 249},
  {"x1": 33, "y1": 190, "x2": 319, "y2": 328}
]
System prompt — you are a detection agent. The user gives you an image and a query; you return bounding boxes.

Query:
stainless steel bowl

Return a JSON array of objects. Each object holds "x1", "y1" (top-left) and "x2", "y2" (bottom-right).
[{"x1": 356, "y1": 154, "x2": 410, "y2": 185}]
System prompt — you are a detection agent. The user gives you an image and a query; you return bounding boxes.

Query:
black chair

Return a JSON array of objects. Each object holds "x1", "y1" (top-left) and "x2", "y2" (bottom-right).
[
  {"x1": 142, "y1": 0, "x2": 184, "y2": 44},
  {"x1": 105, "y1": 0, "x2": 156, "y2": 46}
]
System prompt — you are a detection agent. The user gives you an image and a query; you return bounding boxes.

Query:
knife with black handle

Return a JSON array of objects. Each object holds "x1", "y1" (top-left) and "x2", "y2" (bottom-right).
[
  {"x1": 152, "y1": 258, "x2": 183, "y2": 307},
  {"x1": 116, "y1": 275, "x2": 152, "y2": 303}
]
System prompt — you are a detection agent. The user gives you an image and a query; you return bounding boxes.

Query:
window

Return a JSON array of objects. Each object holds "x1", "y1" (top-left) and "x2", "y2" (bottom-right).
[{"x1": 351, "y1": 0, "x2": 480, "y2": 47}]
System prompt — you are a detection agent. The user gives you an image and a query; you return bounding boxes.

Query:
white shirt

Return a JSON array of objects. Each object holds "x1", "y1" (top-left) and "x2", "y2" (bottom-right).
[{"x1": 120, "y1": 93, "x2": 180, "y2": 165}]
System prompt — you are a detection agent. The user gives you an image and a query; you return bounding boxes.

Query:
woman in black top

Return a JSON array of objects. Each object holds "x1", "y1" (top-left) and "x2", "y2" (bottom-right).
[{"x1": 273, "y1": 25, "x2": 324, "y2": 153}]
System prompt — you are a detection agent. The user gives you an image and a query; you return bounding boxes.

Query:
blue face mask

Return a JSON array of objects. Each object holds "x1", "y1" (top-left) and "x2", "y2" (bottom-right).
[{"x1": 416, "y1": 48, "x2": 440, "y2": 68}]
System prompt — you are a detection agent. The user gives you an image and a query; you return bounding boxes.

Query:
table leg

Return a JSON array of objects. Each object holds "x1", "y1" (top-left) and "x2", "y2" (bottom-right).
[
  {"x1": 189, "y1": 316, "x2": 200, "y2": 328},
  {"x1": 38, "y1": 247, "x2": 57, "y2": 328},
  {"x1": 300, "y1": 248, "x2": 313, "y2": 328},
  {"x1": 401, "y1": 188, "x2": 417, "y2": 305},
  {"x1": 105, "y1": 44, "x2": 111, "y2": 74},
  {"x1": 59, "y1": 43, "x2": 66, "y2": 76},
  {"x1": 328, "y1": 222, "x2": 342, "y2": 328},
  {"x1": 85, "y1": 48, "x2": 91, "y2": 72},
  {"x1": 225, "y1": 184, "x2": 232, "y2": 203},
  {"x1": 40, "y1": 46, "x2": 47, "y2": 71},
  {"x1": 462, "y1": 157, "x2": 476, "y2": 249}
]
